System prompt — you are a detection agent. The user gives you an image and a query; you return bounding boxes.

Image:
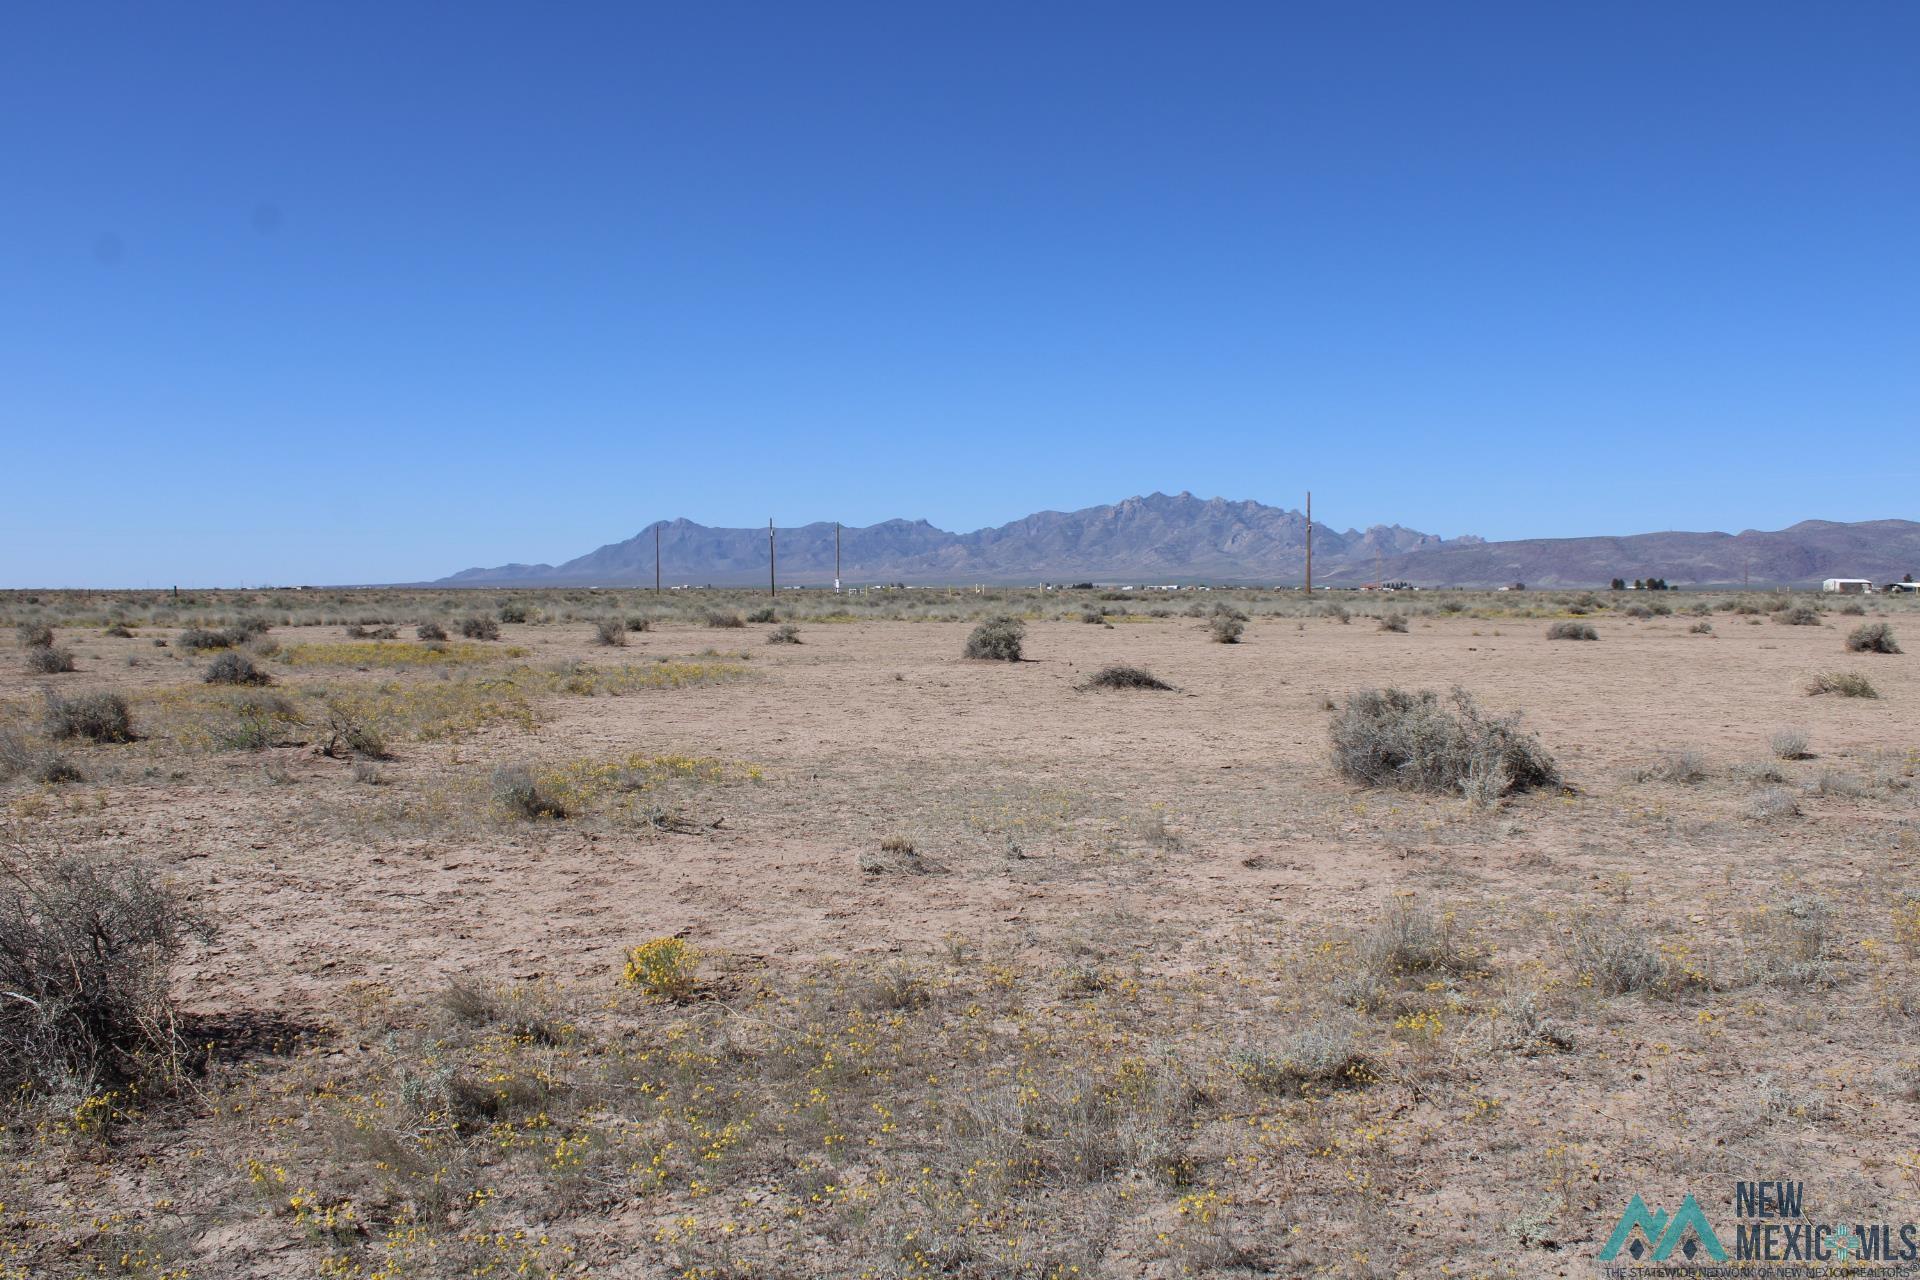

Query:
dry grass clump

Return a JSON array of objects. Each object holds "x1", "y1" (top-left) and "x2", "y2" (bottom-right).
[
  {"x1": 1769, "y1": 727, "x2": 1812, "y2": 760},
  {"x1": 0, "y1": 857, "x2": 214, "y2": 1094},
  {"x1": 964, "y1": 616, "x2": 1025, "y2": 660},
  {"x1": 703, "y1": 610, "x2": 746, "y2": 629},
  {"x1": 490, "y1": 764, "x2": 568, "y2": 820},
  {"x1": 1230, "y1": 1017, "x2": 1375, "y2": 1096},
  {"x1": 1080, "y1": 664, "x2": 1173, "y2": 691},
  {"x1": 1805, "y1": 670, "x2": 1878, "y2": 698},
  {"x1": 1629, "y1": 748, "x2": 1708, "y2": 784},
  {"x1": 1743, "y1": 896, "x2": 1836, "y2": 988},
  {"x1": 1847, "y1": 621, "x2": 1900, "y2": 653},
  {"x1": 459, "y1": 615, "x2": 502, "y2": 641},
  {"x1": 767, "y1": 623, "x2": 802, "y2": 645},
  {"x1": 1747, "y1": 785, "x2": 1801, "y2": 822},
  {"x1": 1566, "y1": 913, "x2": 1710, "y2": 998},
  {"x1": 204, "y1": 651, "x2": 271, "y2": 686},
  {"x1": 24, "y1": 644, "x2": 75, "y2": 673},
  {"x1": 593, "y1": 618, "x2": 627, "y2": 646},
  {"x1": 1545, "y1": 620, "x2": 1597, "y2": 640},
  {"x1": 43, "y1": 690, "x2": 134, "y2": 743},
  {"x1": 1329, "y1": 687, "x2": 1559, "y2": 801},
  {"x1": 1334, "y1": 897, "x2": 1476, "y2": 1009}
]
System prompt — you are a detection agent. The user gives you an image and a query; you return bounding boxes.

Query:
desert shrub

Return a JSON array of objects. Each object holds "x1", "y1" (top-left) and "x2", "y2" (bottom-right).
[
  {"x1": 43, "y1": 691, "x2": 133, "y2": 743},
  {"x1": 416, "y1": 621, "x2": 448, "y2": 641},
  {"x1": 1209, "y1": 614, "x2": 1246, "y2": 643},
  {"x1": 344, "y1": 624, "x2": 399, "y2": 640},
  {"x1": 228, "y1": 618, "x2": 271, "y2": 641},
  {"x1": 103, "y1": 625, "x2": 133, "y2": 638},
  {"x1": 593, "y1": 619, "x2": 627, "y2": 647},
  {"x1": 703, "y1": 611, "x2": 746, "y2": 629},
  {"x1": 1689, "y1": 621, "x2": 1713, "y2": 635},
  {"x1": 1329, "y1": 687, "x2": 1559, "y2": 800},
  {"x1": 351, "y1": 760, "x2": 383, "y2": 785},
  {"x1": 622, "y1": 937, "x2": 699, "y2": 1000},
  {"x1": 624, "y1": 616, "x2": 652, "y2": 633},
  {"x1": 880, "y1": 834, "x2": 915, "y2": 856},
  {"x1": 177, "y1": 628, "x2": 231, "y2": 652},
  {"x1": 767, "y1": 623, "x2": 802, "y2": 645},
  {"x1": 1376, "y1": 613, "x2": 1408, "y2": 633},
  {"x1": 1839, "y1": 602, "x2": 1866, "y2": 616},
  {"x1": 1080, "y1": 609, "x2": 1106, "y2": 624},
  {"x1": 0, "y1": 857, "x2": 215, "y2": 1093},
  {"x1": 1231, "y1": 1019, "x2": 1374, "y2": 1096},
  {"x1": 491, "y1": 764, "x2": 567, "y2": 820},
  {"x1": 0, "y1": 730, "x2": 82, "y2": 785},
  {"x1": 964, "y1": 616, "x2": 1025, "y2": 661},
  {"x1": 1624, "y1": 605, "x2": 1652, "y2": 619},
  {"x1": 459, "y1": 616, "x2": 501, "y2": 641},
  {"x1": 25, "y1": 645, "x2": 75, "y2": 673},
  {"x1": 1546, "y1": 621, "x2": 1597, "y2": 641},
  {"x1": 16, "y1": 623, "x2": 54, "y2": 649},
  {"x1": 1334, "y1": 897, "x2": 1474, "y2": 1009},
  {"x1": 211, "y1": 692, "x2": 301, "y2": 751},
  {"x1": 1629, "y1": 749, "x2": 1708, "y2": 785},
  {"x1": 498, "y1": 603, "x2": 530, "y2": 624},
  {"x1": 1566, "y1": 916, "x2": 1706, "y2": 998},
  {"x1": 746, "y1": 607, "x2": 777, "y2": 624},
  {"x1": 204, "y1": 651, "x2": 271, "y2": 686},
  {"x1": 1745, "y1": 896, "x2": 1836, "y2": 988},
  {"x1": 1806, "y1": 670, "x2": 1877, "y2": 698},
  {"x1": 1081, "y1": 664, "x2": 1173, "y2": 691},
  {"x1": 1747, "y1": 786, "x2": 1801, "y2": 821},
  {"x1": 1847, "y1": 621, "x2": 1900, "y2": 654},
  {"x1": 1769, "y1": 727, "x2": 1811, "y2": 761},
  {"x1": 316, "y1": 697, "x2": 389, "y2": 760},
  {"x1": 1774, "y1": 605, "x2": 1820, "y2": 626},
  {"x1": 1321, "y1": 604, "x2": 1351, "y2": 624}
]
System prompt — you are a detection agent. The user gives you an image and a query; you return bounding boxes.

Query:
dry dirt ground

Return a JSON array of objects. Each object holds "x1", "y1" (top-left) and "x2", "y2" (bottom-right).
[{"x1": 3, "y1": 596, "x2": 1918, "y2": 1279}]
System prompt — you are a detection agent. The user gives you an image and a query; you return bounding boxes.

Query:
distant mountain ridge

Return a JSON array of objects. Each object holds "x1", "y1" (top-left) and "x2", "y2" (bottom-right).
[{"x1": 433, "y1": 494, "x2": 1920, "y2": 588}]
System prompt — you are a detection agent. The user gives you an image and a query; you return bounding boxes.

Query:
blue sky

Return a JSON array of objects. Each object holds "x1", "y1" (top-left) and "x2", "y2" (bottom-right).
[{"x1": 3, "y1": 2, "x2": 1916, "y2": 586}]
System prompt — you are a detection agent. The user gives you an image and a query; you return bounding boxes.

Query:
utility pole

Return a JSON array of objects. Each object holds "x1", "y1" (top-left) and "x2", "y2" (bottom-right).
[
  {"x1": 1305, "y1": 491, "x2": 1313, "y2": 593},
  {"x1": 834, "y1": 522, "x2": 842, "y2": 593},
  {"x1": 768, "y1": 518, "x2": 776, "y2": 598},
  {"x1": 654, "y1": 524, "x2": 661, "y2": 594}
]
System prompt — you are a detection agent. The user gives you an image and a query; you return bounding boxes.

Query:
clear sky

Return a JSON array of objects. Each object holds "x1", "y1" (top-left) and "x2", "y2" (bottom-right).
[{"x1": 4, "y1": 2, "x2": 1916, "y2": 587}]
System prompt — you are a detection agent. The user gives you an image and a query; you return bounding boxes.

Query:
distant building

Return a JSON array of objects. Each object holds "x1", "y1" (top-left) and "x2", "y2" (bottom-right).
[{"x1": 1821, "y1": 578, "x2": 1874, "y2": 594}]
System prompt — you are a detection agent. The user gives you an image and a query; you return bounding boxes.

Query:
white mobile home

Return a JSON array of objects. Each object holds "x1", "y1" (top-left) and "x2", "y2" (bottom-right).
[{"x1": 1821, "y1": 578, "x2": 1874, "y2": 594}]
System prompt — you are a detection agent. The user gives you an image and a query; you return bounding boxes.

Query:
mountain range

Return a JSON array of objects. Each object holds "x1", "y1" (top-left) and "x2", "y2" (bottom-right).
[{"x1": 434, "y1": 493, "x2": 1920, "y2": 589}]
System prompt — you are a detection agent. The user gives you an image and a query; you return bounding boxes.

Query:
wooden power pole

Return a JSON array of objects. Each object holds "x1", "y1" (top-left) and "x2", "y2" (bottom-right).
[
  {"x1": 768, "y1": 518, "x2": 776, "y2": 598},
  {"x1": 1305, "y1": 491, "x2": 1313, "y2": 593},
  {"x1": 654, "y1": 524, "x2": 661, "y2": 594},
  {"x1": 835, "y1": 522, "x2": 842, "y2": 593}
]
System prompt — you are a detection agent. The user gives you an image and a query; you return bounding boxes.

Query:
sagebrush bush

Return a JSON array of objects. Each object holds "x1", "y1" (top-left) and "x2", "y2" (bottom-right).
[
  {"x1": 316, "y1": 697, "x2": 389, "y2": 760},
  {"x1": 1747, "y1": 785, "x2": 1801, "y2": 821},
  {"x1": 1209, "y1": 614, "x2": 1246, "y2": 643},
  {"x1": 704, "y1": 611, "x2": 746, "y2": 629},
  {"x1": 746, "y1": 607, "x2": 777, "y2": 624},
  {"x1": 178, "y1": 628, "x2": 232, "y2": 652},
  {"x1": 594, "y1": 619, "x2": 627, "y2": 647},
  {"x1": 498, "y1": 603, "x2": 530, "y2": 624},
  {"x1": 0, "y1": 729, "x2": 82, "y2": 785},
  {"x1": 1080, "y1": 664, "x2": 1173, "y2": 691},
  {"x1": 1231, "y1": 1019, "x2": 1374, "y2": 1096},
  {"x1": 767, "y1": 623, "x2": 801, "y2": 645},
  {"x1": 964, "y1": 616, "x2": 1025, "y2": 660},
  {"x1": 1329, "y1": 687, "x2": 1559, "y2": 801},
  {"x1": 16, "y1": 623, "x2": 54, "y2": 649},
  {"x1": 25, "y1": 645, "x2": 75, "y2": 673},
  {"x1": 0, "y1": 857, "x2": 214, "y2": 1093},
  {"x1": 1806, "y1": 670, "x2": 1877, "y2": 698},
  {"x1": 1546, "y1": 621, "x2": 1598, "y2": 641},
  {"x1": 204, "y1": 651, "x2": 271, "y2": 686},
  {"x1": 1629, "y1": 749, "x2": 1708, "y2": 785},
  {"x1": 1770, "y1": 727, "x2": 1811, "y2": 760},
  {"x1": 1774, "y1": 605, "x2": 1820, "y2": 626},
  {"x1": 43, "y1": 690, "x2": 133, "y2": 743},
  {"x1": 491, "y1": 764, "x2": 566, "y2": 820},
  {"x1": 1376, "y1": 613, "x2": 1408, "y2": 633},
  {"x1": 459, "y1": 616, "x2": 501, "y2": 641},
  {"x1": 1846, "y1": 621, "x2": 1900, "y2": 654},
  {"x1": 416, "y1": 621, "x2": 448, "y2": 641}
]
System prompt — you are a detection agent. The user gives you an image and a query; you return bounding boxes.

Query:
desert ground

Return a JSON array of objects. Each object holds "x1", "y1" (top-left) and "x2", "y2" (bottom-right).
[{"x1": 3, "y1": 586, "x2": 1917, "y2": 1279}]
